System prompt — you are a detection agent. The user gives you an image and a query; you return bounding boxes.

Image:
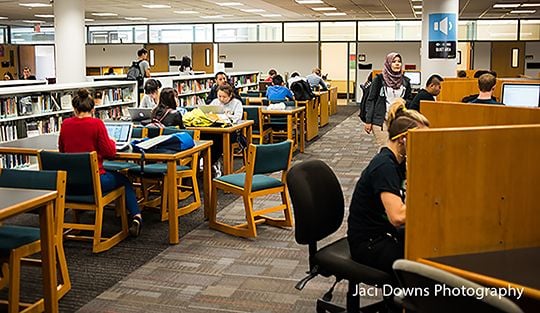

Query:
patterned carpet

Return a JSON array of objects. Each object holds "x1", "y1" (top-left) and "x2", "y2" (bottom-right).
[{"x1": 73, "y1": 105, "x2": 385, "y2": 313}]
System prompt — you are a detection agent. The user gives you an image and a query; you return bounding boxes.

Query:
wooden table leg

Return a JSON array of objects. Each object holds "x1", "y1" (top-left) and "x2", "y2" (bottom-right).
[
  {"x1": 222, "y1": 133, "x2": 231, "y2": 175},
  {"x1": 167, "y1": 160, "x2": 179, "y2": 244},
  {"x1": 300, "y1": 111, "x2": 305, "y2": 153},
  {"x1": 203, "y1": 146, "x2": 212, "y2": 220},
  {"x1": 40, "y1": 201, "x2": 58, "y2": 313}
]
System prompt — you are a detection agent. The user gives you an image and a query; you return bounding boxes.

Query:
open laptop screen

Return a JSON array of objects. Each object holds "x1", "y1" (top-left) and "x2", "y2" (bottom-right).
[
  {"x1": 502, "y1": 83, "x2": 540, "y2": 108},
  {"x1": 104, "y1": 122, "x2": 133, "y2": 143}
]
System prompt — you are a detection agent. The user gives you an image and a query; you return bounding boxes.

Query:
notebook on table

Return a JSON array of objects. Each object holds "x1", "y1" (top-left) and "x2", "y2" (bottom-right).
[
  {"x1": 198, "y1": 105, "x2": 224, "y2": 114},
  {"x1": 104, "y1": 122, "x2": 133, "y2": 151},
  {"x1": 128, "y1": 108, "x2": 153, "y2": 121}
]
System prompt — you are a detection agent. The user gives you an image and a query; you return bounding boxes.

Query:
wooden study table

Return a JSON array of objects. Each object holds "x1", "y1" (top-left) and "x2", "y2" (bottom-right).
[
  {"x1": 0, "y1": 187, "x2": 59, "y2": 313},
  {"x1": 313, "y1": 90, "x2": 329, "y2": 127},
  {"x1": 0, "y1": 133, "x2": 213, "y2": 245},
  {"x1": 328, "y1": 86, "x2": 338, "y2": 115},
  {"x1": 419, "y1": 247, "x2": 540, "y2": 310},
  {"x1": 260, "y1": 106, "x2": 305, "y2": 153},
  {"x1": 187, "y1": 120, "x2": 253, "y2": 175}
]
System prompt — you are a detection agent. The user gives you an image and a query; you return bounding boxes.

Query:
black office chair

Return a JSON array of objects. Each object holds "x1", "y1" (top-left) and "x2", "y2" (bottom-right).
[
  {"x1": 393, "y1": 260, "x2": 524, "y2": 313},
  {"x1": 287, "y1": 159, "x2": 391, "y2": 313}
]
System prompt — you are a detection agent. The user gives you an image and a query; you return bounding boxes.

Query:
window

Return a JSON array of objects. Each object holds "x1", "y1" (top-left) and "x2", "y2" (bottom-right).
[
  {"x1": 88, "y1": 25, "x2": 147, "y2": 44},
  {"x1": 358, "y1": 21, "x2": 395, "y2": 41},
  {"x1": 520, "y1": 20, "x2": 540, "y2": 40},
  {"x1": 215, "y1": 24, "x2": 258, "y2": 42},
  {"x1": 458, "y1": 21, "x2": 475, "y2": 41},
  {"x1": 0, "y1": 26, "x2": 6, "y2": 44},
  {"x1": 149, "y1": 24, "x2": 212, "y2": 43},
  {"x1": 284, "y1": 22, "x2": 318, "y2": 41},
  {"x1": 476, "y1": 20, "x2": 517, "y2": 41},
  {"x1": 397, "y1": 21, "x2": 421, "y2": 40},
  {"x1": 10, "y1": 26, "x2": 55, "y2": 44},
  {"x1": 321, "y1": 22, "x2": 356, "y2": 41}
]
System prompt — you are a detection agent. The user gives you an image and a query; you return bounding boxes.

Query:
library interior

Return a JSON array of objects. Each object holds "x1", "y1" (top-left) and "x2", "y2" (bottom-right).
[{"x1": 0, "y1": 0, "x2": 539, "y2": 312}]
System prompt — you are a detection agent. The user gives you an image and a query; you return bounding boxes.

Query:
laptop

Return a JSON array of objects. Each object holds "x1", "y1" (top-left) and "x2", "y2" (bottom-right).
[
  {"x1": 198, "y1": 105, "x2": 224, "y2": 114},
  {"x1": 104, "y1": 122, "x2": 133, "y2": 151},
  {"x1": 128, "y1": 107, "x2": 153, "y2": 121}
]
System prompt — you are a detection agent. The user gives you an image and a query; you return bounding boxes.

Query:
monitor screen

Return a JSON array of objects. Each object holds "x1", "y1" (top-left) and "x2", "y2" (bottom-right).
[
  {"x1": 105, "y1": 123, "x2": 132, "y2": 142},
  {"x1": 502, "y1": 84, "x2": 540, "y2": 108},
  {"x1": 404, "y1": 71, "x2": 421, "y2": 86}
]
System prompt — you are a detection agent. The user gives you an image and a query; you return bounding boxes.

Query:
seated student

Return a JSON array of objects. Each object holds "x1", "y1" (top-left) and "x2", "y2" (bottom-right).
[
  {"x1": 462, "y1": 70, "x2": 498, "y2": 102},
  {"x1": 266, "y1": 75, "x2": 294, "y2": 102},
  {"x1": 178, "y1": 56, "x2": 193, "y2": 75},
  {"x1": 306, "y1": 67, "x2": 328, "y2": 91},
  {"x1": 457, "y1": 70, "x2": 467, "y2": 78},
  {"x1": 287, "y1": 71, "x2": 304, "y2": 88},
  {"x1": 58, "y1": 89, "x2": 142, "y2": 236},
  {"x1": 467, "y1": 73, "x2": 502, "y2": 105},
  {"x1": 21, "y1": 66, "x2": 37, "y2": 80},
  {"x1": 264, "y1": 69, "x2": 277, "y2": 82},
  {"x1": 140, "y1": 79, "x2": 161, "y2": 109},
  {"x1": 206, "y1": 72, "x2": 229, "y2": 104},
  {"x1": 408, "y1": 74, "x2": 444, "y2": 111},
  {"x1": 106, "y1": 68, "x2": 116, "y2": 75},
  {"x1": 150, "y1": 87, "x2": 184, "y2": 128},
  {"x1": 348, "y1": 100, "x2": 429, "y2": 281},
  {"x1": 205, "y1": 84, "x2": 244, "y2": 177}
]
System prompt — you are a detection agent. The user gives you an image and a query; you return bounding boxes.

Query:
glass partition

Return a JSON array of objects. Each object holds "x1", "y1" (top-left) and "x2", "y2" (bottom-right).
[
  {"x1": 0, "y1": 26, "x2": 6, "y2": 44},
  {"x1": 397, "y1": 21, "x2": 421, "y2": 40},
  {"x1": 476, "y1": 20, "x2": 517, "y2": 41},
  {"x1": 321, "y1": 22, "x2": 356, "y2": 41},
  {"x1": 520, "y1": 20, "x2": 540, "y2": 40},
  {"x1": 458, "y1": 20, "x2": 475, "y2": 41},
  {"x1": 284, "y1": 22, "x2": 318, "y2": 41},
  {"x1": 149, "y1": 24, "x2": 212, "y2": 43},
  {"x1": 10, "y1": 26, "x2": 55, "y2": 44},
  {"x1": 88, "y1": 25, "x2": 146, "y2": 44},
  {"x1": 358, "y1": 21, "x2": 395, "y2": 41}
]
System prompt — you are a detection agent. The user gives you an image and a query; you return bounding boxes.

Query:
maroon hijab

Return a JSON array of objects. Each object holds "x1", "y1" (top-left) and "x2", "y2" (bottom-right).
[{"x1": 382, "y1": 52, "x2": 403, "y2": 89}]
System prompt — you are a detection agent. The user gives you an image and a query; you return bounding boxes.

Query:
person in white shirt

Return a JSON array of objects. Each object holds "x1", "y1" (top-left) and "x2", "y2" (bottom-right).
[
  {"x1": 306, "y1": 67, "x2": 328, "y2": 91},
  {"x1": 209, "y1": 84, "x2": 243, "y2": 123},
  {"x1": 140, "y1": 79, "x2": 161, "y2": 108}
]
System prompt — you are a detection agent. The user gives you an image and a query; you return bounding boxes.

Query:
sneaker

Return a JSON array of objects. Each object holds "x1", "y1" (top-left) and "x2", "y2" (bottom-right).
[
  {"x1": 129, "y1": 216, "x2": 142, "y2": 237},
  {"x1": 212, "y1": 163, "x2": 222, "y2": 178},
  {"x1": 198, "y1": 157, "x2": 204, "y2": 172}
]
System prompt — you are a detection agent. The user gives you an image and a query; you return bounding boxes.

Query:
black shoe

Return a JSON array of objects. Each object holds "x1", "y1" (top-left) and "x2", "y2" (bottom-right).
[{"x1": 129, "y1": 216, "x2": 142, "y2": 237}]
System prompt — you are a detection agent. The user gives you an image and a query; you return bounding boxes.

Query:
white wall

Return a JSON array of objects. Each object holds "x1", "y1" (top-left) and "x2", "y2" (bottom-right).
[
  {"x1": 35, "y1": 45, "x2": 55, "y2": 80},
  {"x1": 473, "y1": 42, "x2": 491, "y2": 70},
  {"x1": 321, "y1": 42, "x2": 348, "y2": 80},
  {"x1": 86, "y1": 44, "x2": 143, "y2": 67},
  {"x1": 217, "y1": 43, "x2": 318, "y2": 79},
  {"x1": 525, "y1": 42, "x2": 540, "y2": 77}
]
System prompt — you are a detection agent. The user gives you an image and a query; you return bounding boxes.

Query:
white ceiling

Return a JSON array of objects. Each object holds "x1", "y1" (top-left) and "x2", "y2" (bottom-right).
[{"x1": 0, "y1": 0, "x2": 539, "y2": 26}]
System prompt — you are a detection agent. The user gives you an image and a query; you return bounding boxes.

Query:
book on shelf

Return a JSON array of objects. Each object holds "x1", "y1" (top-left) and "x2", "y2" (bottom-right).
[{"x1": 60, "y1": 94, "x2": 72, "y2": 109}]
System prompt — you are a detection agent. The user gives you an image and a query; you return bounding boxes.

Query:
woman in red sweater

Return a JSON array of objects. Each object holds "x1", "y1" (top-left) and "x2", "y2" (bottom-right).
[{"x1": 58, "y1": 89, "x2": 142, "y2": 236}]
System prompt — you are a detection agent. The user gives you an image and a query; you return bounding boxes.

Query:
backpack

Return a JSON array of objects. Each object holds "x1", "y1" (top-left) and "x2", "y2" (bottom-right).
[
  {"x1": 358, "y1": 81, "x2": 372, "y2": 123},
  {"x1": 127, "y1": 60, "x2": 144, "y2": 89},
  {"x1": 290, "y1": 79, "x2": 315, "y2": 101},
  {"x1": 146, "y1": 108, "x2": 171, "y2": 128}
]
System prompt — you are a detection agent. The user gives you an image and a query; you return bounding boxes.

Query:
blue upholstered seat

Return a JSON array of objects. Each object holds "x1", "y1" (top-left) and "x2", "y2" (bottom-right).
[
  {"x1": 215, "y1": 173, "x2": 283, "y2": 191},
  {"x1": 0, "y1": 225, "x2": 41, "y2": 257}
]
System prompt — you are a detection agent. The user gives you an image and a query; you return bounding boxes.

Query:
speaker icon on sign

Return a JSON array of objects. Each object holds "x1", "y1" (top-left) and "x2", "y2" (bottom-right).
[{"x1": 433, "y1": 17, "x2": 453, "y2": 36}]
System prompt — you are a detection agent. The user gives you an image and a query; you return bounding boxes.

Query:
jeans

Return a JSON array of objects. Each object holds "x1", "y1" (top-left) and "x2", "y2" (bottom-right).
[{"x1": 100, "y1": 171, "x2": 140, "y2": 216}]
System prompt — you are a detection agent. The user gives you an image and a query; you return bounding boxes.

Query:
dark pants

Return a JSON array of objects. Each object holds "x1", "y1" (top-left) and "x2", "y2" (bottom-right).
[
  {"x1": 201, "y1": 132, "x2": 238, "y2": 165},
  {"x1": 349, "y1": 228, "x2": 405, "y2": 285},
  {"x1": 100, "y1": 171, "x2": 140, "y2": 216}
]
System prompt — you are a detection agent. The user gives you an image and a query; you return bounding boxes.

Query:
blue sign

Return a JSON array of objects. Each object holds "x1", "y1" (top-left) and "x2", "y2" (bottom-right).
[{"x1": 428, "y1": 13, "x2": 457, "y2": 59}]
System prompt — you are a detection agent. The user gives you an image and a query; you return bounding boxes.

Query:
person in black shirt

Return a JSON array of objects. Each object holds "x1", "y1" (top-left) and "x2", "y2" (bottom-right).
[
  {"x1": 348, "y1": 101, "x2": 429, "y2": 280},
  {"x1": 408, "y1": 74, "x2": 443, "y2": 111},
  {"x1": 150, "y1": 88, "x2": 184, "y2": 128},
  {"x1": 467, "y1": 73, "x2": 502, "y2": 105}
]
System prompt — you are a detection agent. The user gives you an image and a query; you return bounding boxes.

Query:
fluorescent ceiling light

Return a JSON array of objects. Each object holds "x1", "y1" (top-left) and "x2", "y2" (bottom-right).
[
  {"x1": 296, "y1": 0, "x2": 324, "y2": 4},
  {"x1": 22, "y1": 20, "x2": 44, "y2": 23},
  {"x1": 216, "y1": 2, "x2": 243, "y2": 6},
  {"x1": 260, "y1": 14, "x2": 282, "y2": 17},
  {"x1": 174, "y1": 10, "x2": 199, "y2": 14},
  {"x1": 493, "y1": 3, "x2": 521, "y2": 8},
  {"x1": 324, "y1": 12, "x2": 346, "y2": 16},
  {"x1": 521, "y1": 3, "x2": 540, "y2": 7},
  {"x1": 125, "y1": 17, "x2": 147, "y2": 20},
  {"x1": 312, "y1": 7, "x2": 337, "y2": 11},
  {"x1": 35, "y1": 14, "x2": 54, "y2": 18},
  {"x1": 241, "y1": 9, "x2": 265, "y2": 13},
  {"x1": 92, "y1": 12, "x2": 118, "y2": 16},
  {"x1": 200, "y1": 15, "x2": 226, "y2": 19},
  {"x1": 85, "y1": 18, "x2": 95, "y2": 22},
  {"x1": 510, "y1": 9, "x2": 536, "y2": 13},
  {"x1": 0, "y1": 17, "x2": 8, "y2": 20},
  {"x1": 413, "y1": 5, "x2": 422, "y2": 9},
  {"x1": 415, "y1": 10, "x2": 422, "y2": 14},
  {"x1": 19, "y1": 3, "x2": 52, "y2": 8},
  {"x1": 142, "y1": 4, "x2": 171, "y2": 9}
]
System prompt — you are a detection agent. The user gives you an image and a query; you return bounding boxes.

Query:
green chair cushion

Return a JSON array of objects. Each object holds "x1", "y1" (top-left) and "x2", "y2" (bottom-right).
[
  {"x1": 127, "y1": 163, "x2": 191, "y2": 178},
  {"x1": 103, "y1": 161, "x2": 138, "y2": 172},
  {"x1": 66, "y1": 189, "x2": 124, "y2": 204},
  {"x1": 0, "y1": 225, "x2": 40, "y2": 257},
  {"x1": 216, "y1": 173, "x2": 283, "y2": 191}
]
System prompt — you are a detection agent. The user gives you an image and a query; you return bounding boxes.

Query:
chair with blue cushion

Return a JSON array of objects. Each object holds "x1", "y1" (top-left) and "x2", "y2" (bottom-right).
[
  {"x1": 127, "y1": 128, "x2": 201, "y2": 221},
  {"x1": 0, "y1": 169, "x2": 70, "y2": 312},
  {"x1": 243, "y1": 106, "x2": 272, "y2": 144},
  {"x1": 209, "y1": 140, "x2": 294, "y2": 238},
  {"x1": 39, "y1": 151, "x2": 129, "y2": 253},
  {"x1": 103, "y1": 126, "x2": 144, "y2": 172}
]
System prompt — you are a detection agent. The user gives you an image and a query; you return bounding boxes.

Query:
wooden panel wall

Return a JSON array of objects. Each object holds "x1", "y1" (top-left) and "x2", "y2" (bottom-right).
[
  {"x1": 437, "y1": 79, "x2": 478, "y2": 102},
  {"x1": 405, "y1": 125, "x2": 540, "y2": 260},
  {"x1": 420, "y1": 101, "x2": 540, "y2": 128},
  {"x1": 0, "y1": 45, "x2": 18, "y2": 78}
]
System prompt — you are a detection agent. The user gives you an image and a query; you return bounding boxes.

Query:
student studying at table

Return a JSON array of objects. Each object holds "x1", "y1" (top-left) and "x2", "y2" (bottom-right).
[
  {"x1": 348, "y1": 100, "x2": 429, "y2": 282},
  {"x1": 58, "y1": 88, "x2": 143, "y2": 237},
  {"x1": 266, "y1": 75, "x2": 294, "y2": 102},
  {"x1": 150, "y1": 87, "x2": 184, "y2": 128}
]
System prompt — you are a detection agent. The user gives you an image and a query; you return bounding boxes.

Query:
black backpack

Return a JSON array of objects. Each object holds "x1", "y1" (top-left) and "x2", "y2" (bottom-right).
[
  {"x1": 127, "y1": 60, "x2": 144, "y2": 89},
  {"x1": 358, "y1": 81, "x2": 372, "y2": 123},
  {"x1": 290, "y1": 80, "x2": 315, "y2": 101}
]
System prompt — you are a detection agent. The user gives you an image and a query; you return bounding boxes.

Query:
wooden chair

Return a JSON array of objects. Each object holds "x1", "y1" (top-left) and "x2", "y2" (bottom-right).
[
  {"x1": 209, "y1": 140, "x2": 294, "y2": 238},
  {"x1": 127, "y1": 129, "x2": 201, "y2": 221},
  {"x1": 244, "y1": 106, "x2": 272, "y2": 144},
  {"x1": 0, "y1": 169, "x2": 70, "y2": 313},
  {"x1": 103, "y1": 126, "x2": 144, "y2": 172},
  {"x1": 39, "y1": 151, "x2": 129, "y2": 253}
]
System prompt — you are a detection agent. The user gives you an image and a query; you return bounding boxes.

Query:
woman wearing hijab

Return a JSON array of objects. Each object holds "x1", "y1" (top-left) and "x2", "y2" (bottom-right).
[{"x1": 363, "y1": 52, "x2": 412, "y2": 147}]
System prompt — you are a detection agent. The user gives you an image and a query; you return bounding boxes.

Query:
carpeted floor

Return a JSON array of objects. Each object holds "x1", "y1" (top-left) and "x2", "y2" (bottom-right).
[{"x1": 0, "y1": 105, "x2": 359, "y2": 313}]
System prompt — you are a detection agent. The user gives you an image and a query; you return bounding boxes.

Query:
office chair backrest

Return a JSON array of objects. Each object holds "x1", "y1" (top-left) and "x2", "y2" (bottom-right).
[
  {"x1": 252, "y1": 140, "x2": 292, "y2": 175},
  {"x1": 287, "y1": 159, "x2": 344, "y2": 244},
  {"x1": 39, "y1": 151, "x2": 96, "y2": 197},
  {"x1": 0, "y1": 168, "x2": 59, "y2": 191},
  {"x1": 393, "y1": 260, "x2": 524, "y2": 313}
]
